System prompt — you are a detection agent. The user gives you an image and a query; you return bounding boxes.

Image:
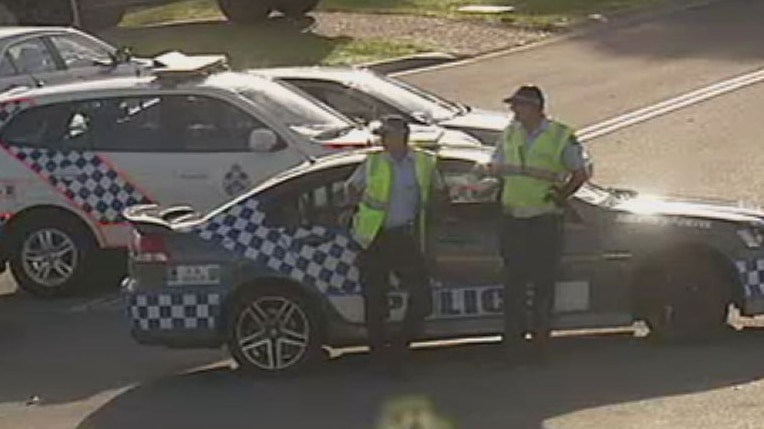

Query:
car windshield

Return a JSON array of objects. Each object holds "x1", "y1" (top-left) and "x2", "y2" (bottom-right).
[
  {"x1": 356, "y1": 72, "x2": 465, "y2": 121},
  {"x1": 209, "y1": 73, "x2": 350, "y2": 130}
]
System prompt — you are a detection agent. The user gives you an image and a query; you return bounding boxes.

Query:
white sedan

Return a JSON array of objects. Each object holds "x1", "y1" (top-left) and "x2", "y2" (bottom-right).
[{"x1": 258, "y1": 66, "x2": 511, "y2": 145}]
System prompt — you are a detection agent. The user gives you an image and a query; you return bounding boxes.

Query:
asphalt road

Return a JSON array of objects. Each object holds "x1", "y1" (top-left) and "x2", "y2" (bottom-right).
[
  {"x1": 4, "y1": 0, "x2": 764, "y2": 428},
  {"x1": 399, "y1": 0, "x2": 764, "y2": 129}
]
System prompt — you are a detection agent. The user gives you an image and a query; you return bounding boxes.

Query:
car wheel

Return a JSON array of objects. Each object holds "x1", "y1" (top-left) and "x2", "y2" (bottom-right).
[
  {"x1": 643, "y1": 251, "x2": 731, "y2": 342},
  {"x1": 81, "y1": 6, "x2": 126, "y2": 30},
  {"x1": 8, "y1": 212, "x2": 97, "y2": 298},
  {"x1": 228, "y1": 286, "x2": 323, "y2": 375},
  {"x1": 277, "y1": 0, "x2": 319, "y2": 17},
  {"x1": 217, "y1": 0, "x2": 272, "y2": 24}
]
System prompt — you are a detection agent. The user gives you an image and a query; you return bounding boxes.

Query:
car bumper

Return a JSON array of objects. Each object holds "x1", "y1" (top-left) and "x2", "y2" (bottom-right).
[{"x1": 122, "y1": 278, "x2": 227, "y2": 348}]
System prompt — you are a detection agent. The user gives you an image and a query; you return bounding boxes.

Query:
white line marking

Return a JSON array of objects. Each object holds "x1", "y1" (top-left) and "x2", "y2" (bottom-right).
[{"x1": 577, "y1": 67, "x2": 764, "y2": 141}]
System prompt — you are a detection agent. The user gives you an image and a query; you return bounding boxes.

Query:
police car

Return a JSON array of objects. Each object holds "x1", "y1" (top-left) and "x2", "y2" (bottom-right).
[
  {"x1": 0, "y1": 53, "x2": 474, "y2": 298},
  {"x1": 258, "y1": 67, "x2": 510, "y2": 145},
  {"x1": 123, "y1": 145, "x2": 764, "y2": 375}
]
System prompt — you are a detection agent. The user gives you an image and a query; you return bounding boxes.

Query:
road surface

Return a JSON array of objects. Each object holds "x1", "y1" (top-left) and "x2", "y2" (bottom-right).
[{"x1": 3, "y1": 0, "x2": 764, "y2": 428}]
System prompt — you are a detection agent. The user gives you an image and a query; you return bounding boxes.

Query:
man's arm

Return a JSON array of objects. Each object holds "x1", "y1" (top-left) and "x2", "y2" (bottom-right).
[
  {"x1": 548, "y1": 134, "x2": 591, "y2": 205},
  {"x1": 488, "y1": 133, "x2": 505, "y2": 177},
  {"x1": 344, "y1": 162, "x2": 367, "y2": 206}
]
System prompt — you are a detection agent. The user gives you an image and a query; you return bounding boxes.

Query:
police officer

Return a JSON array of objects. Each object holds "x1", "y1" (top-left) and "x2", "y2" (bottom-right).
[
  {"x1": 491, "y1": 85, "x2": 591, "y2": 363},
  {"x1": 346, "y1": 114, "x2": 445, "y2": 368}
]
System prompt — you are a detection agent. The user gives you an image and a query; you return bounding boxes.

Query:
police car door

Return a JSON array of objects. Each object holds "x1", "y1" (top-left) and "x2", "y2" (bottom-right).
[
  {"x1": 87, "y1": 94, "x2": 307, "y2": 214},
  {"x1": 428, "y1": 158, "x2": 505, "y2": 334},
  {"x1": 429, "y1": 158, "x2": 605, "y2": 335}
]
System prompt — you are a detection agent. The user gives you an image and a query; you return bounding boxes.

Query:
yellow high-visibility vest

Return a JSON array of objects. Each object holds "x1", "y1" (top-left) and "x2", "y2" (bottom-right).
[
  {"x1": 351, "y1": 149, "x2": 437, "y2": 249},
  {"x1": 499, "y1": 120, "x2": 573, "y2": 217}
]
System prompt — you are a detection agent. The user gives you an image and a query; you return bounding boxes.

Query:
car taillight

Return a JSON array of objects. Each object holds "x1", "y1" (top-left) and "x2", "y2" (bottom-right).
[{"x1": 131, "y1": 231, "x2": 170, "y2": 263}]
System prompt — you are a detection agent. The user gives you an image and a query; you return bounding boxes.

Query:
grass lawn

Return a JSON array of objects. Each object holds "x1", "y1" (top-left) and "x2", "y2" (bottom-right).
[
  {"x1": 122, "y1": 0, "x2": 667, "y2": 28},
  {"x1": 114, "y1": 0, "x2": 665, "y2": 67},
  {"x1": 102, "y1": 19, "x2": 428, "y2": 68}
]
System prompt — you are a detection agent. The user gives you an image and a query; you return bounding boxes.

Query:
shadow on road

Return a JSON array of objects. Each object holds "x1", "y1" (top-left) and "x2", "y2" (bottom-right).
[
  {"x1": 575, "y1": 0, "x2": 764, "y2": 61},
  {"x1": 75, "y1": 329, "x2": 764, "y2": 429},
  {"x1": 99, "y1": 16, "x2": 352, "y2": 69}
]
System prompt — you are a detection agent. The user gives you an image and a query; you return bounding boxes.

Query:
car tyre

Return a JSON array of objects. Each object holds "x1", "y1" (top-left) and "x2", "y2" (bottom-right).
[
  {"x1": 217, "y1": 0, "x2": 272, "y2": 24},
  {"x1": 228, "y1": 285, "x2": 323, "y2": 375},
  {"x1": 643, "y1": 251, "x2": 731, "y2": 343},
  {"x1": 8, "y1": 212, "x2": 97, "y2": 298},
  {"x1": 277, "y1": 0, "x2": 319, "y2": 18}
]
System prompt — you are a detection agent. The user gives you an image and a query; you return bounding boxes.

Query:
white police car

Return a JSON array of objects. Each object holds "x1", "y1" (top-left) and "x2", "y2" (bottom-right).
[
  {"x1": 0, "y1": 56, "x2": 408, "y2": 298},
  {"x1": 123, "y1": 145, "x2": 764, "y2": 375}
]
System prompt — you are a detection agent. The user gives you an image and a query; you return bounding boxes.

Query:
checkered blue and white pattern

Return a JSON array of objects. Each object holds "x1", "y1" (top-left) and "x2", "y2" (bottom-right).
[
  {"x1": 129, "y1": 292, "x2": 221, "y2": 330},
  {"x1": 194, "y1": 198, "x2": 362, "y2": 295},
  {"x1": 222, "y1": 164, "x2": 251, "y2": 197},
  {"x1": 5, "y1": 146, "x2": 153, "y2": 222},
  {"x1": 736, "y1": 259, "x2": 764, "y2": 298}
]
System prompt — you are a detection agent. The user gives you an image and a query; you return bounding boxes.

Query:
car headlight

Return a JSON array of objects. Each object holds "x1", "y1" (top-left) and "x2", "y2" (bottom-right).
[{"x1": 737, "y1": 227, "x2": 764, "y2": 248}]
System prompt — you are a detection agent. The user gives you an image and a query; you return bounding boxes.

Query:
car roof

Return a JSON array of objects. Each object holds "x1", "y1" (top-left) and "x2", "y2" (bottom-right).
[
  {"x1": 257, "y1": 66, "x2": 371, "y2": 82},
  {"x1": 0, "y1": 71, "x2": 284, "y2": 104},
  {"x1": 0, "y1": 26, "x2": 88, "y2": 45},
  {"x1": 205, "y1": 144, "x2": 494, "y2": 219}
]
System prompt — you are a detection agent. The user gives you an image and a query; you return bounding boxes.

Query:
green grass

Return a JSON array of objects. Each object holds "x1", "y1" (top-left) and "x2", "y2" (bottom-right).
[
  {"x1": 102, "y1": 19, "x2": 428, "y2": 68},
  {"x1": 122, "y1": 0, "x2": 667, "y2": 29},
  {"x1": 113, "y1": 0, "x2": 664, "y2": 67}
]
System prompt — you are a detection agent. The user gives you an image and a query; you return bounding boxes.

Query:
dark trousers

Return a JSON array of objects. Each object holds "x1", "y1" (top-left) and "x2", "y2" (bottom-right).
[
  {"x1": 500, "y1": 214, "x2": 563, "y2": 348},
  {"x1": 358, "y1": 226, "x2": 432, "y2": 355}
]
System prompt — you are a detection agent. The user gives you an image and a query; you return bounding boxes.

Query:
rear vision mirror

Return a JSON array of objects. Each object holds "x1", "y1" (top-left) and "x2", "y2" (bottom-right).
[{"x1": 113, "y1": 46, "x2": 134, "y2": 64}]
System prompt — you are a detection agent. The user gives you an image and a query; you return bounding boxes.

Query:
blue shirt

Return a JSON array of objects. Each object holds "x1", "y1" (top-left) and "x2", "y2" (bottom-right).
[
  {"x1": 491, "y1": 119, "x2": 590, "y2": 172},
  {"x1": 347, "y1": 151, "x2": 440, "y2": 228}
]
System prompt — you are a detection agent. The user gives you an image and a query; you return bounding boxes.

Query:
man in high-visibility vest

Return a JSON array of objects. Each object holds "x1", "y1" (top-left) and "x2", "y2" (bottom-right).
[
  {"x1": 345, "y1": 114, "x2": 445, "y2": 370},
  {"x1": 491, "y1": 85, "x2": 591, "y2": 364}
]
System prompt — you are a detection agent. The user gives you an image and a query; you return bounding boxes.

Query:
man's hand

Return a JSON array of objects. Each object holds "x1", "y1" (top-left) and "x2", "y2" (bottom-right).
[{"x1": 546, "y1": 168, "x2": 589, "y2": 207}]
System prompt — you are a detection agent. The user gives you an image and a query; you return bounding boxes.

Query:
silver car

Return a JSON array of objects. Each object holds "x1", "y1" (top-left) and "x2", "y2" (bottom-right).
[
  {"x1": 258, "y1": 67, "x2": 511, "y2": 145},
  {"x1": 0, "y1": 27, "x2": 152, "y2": 93},
  {"x1": 123, "y1": 145, "x2": 764, "y2": 375}
]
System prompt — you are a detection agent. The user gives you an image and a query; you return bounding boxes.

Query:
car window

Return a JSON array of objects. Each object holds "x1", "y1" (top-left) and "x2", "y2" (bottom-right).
[
  {"x1": 0, "y1": 53, "x2": 18, "y2": 77},
  {"x1": 291, "y1": 79, "x2": 398, "y2": 123},
  {"x1": 49, "y1": 34, "x2": 112, "y2": 69},
  {"x1": 0, "y1": 102, "x2": 96, "y2": 149},
  {"x1": 440, "y1": 158, "x2": 499, "y2": 204},
  {"x1": 83, "y1": 95, "x2": 269, "y2": 152},
  {"x1": 6, "y1": 39, "x2": 58, "y2": 74},
  {"x1": 260, "y1": 165, "x2": 357, "y2": 229}
]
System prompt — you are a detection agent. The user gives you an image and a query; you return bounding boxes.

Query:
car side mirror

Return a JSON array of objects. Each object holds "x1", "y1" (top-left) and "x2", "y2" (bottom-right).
[
  {"x1": 411, "y1": 111, "x2": 433, "y2": 125},
  {"x1": 113, "y1": 46, "x2": 134, "y2": 64},
  {"x1": 249, "y1": 128, "x2": 280, "y2": 152}
]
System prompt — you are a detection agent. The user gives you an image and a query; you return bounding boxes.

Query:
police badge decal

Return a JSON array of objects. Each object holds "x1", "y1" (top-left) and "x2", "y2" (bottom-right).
[{"x1": 223, "y1": 164, "x2": 252, "y2": 197}]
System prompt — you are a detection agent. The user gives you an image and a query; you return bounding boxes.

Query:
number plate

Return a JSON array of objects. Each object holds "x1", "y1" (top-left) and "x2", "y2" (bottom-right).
[{"x1": 167, "y1": 265, "x2": 221, "y2": 286}]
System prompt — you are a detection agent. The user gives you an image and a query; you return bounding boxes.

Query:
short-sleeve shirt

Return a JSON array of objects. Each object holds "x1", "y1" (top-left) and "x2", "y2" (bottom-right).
[
  {"x1": 346, "y1": 150, "x2": 444, "y2": 228},
  {"x1": 491, "y1": 119, "x2": 590, "y2": 172}
]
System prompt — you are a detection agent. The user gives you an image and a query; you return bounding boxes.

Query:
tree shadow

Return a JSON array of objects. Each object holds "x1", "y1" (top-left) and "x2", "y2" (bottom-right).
[
  {"x1": 75, "y1": 329, "x2": 764, "y2": 429},
  {"x1": 99, "y1": 16, "x2": 353, "y2": 69},
  {"x1": 568, "y1": 0, "x2": 764, "y2": 62}
]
